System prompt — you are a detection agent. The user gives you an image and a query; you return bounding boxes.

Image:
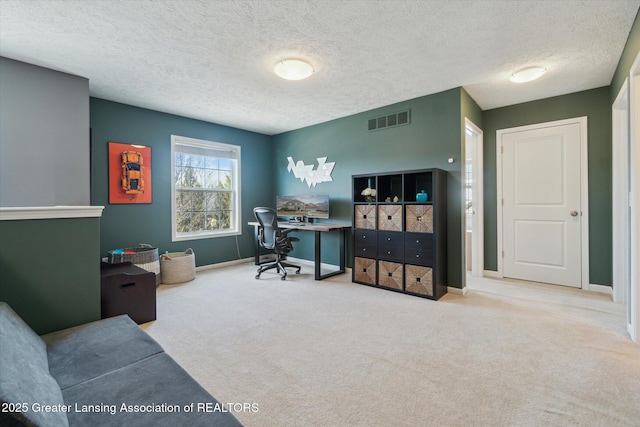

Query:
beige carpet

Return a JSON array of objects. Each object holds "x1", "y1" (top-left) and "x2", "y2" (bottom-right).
[{"x1": 143, "y1": 262, "x2": 640, "y2": 427}]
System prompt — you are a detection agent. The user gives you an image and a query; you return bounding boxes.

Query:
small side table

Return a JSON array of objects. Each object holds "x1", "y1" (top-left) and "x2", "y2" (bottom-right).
[{"x1": 100, "y1": 262, "x2": 156, "y2": 324}]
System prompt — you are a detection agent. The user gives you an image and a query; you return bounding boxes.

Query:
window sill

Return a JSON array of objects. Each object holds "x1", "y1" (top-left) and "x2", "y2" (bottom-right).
[{"x1": 172, "y1": 229, "x2": 241, "y2": 242}]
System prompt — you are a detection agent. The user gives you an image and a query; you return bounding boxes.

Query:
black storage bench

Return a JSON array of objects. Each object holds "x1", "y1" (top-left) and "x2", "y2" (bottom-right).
[{"x1": 100, "y1": 262, "x2": 156, "y2": 324}]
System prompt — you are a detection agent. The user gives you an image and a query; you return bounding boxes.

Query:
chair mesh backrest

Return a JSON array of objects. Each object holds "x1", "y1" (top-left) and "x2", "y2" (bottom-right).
[{"x1": 254, "y1": 207, "x2": 279, "y2": 250}]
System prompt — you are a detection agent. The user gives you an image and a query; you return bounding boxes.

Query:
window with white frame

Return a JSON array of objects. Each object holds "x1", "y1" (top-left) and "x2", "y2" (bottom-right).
[{"x1": 171, "y1": 135, "x2": 241, "y2": 241}]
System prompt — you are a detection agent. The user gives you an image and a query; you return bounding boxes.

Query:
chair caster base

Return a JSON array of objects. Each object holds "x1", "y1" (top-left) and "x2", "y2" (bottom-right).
[{"x1": 255, "y1": 261, "x2": 300, "y2": 281}]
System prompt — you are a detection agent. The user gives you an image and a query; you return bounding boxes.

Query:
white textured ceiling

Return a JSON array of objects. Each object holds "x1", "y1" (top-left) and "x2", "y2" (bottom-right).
[{"x1": 1, "y1": 0, "x2": 638, "y2": 135}]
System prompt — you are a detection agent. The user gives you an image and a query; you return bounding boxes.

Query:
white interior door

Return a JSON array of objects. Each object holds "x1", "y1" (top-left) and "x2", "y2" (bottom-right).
[{"x1": 500, "y1": 120, "x2": 584, "y2": 287}]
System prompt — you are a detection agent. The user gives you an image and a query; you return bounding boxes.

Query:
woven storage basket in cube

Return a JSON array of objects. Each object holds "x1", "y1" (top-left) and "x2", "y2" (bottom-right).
[
  {"x1": 378, "y1": 205, "x2": 402, "y2": 231},
  {"x1": 405, "y1": 265, "x2": 433, "y2": 296},
  {"x1": 354, "y1": 257, "x2": 376, "y2": 285},
  {"x1": 355, "y1": 205, "x2": 376, "y2": 229},
  {"x1": 406, "y1": 205, "x2": 433, "y2": 233},
  {"x1": 378, "y1": 261, "x2": 403, "y2": 290}
]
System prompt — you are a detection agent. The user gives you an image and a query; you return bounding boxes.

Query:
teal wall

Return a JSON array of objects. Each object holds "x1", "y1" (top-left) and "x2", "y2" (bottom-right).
[
  {"x1": 611, "y1": 9, "x2": 640, "y2": 103},
  {"x1": 461, "y1": 88, "x2": 483, "y2": 131},
  {"x1": 482, "y1": 87, "x2": 612, "y2": 285},
  {"x1": 90, "y1": 98, "x2": 274, "y2": 266},
  {"x1": 0, "y1": 217, "x2": 101, "y2": 334},
  {"x1": 272, "y1": 88, "x2": 468, "y2": 288}
]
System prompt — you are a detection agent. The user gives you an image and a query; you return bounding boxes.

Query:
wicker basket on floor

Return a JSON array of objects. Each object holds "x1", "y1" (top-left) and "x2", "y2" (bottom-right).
[
  {"x1": 108, "y1": 244, "x2": 161, "y2": 285},
  {"x1": 160, "y1": 248, "x2": 196, "y2": 284}
]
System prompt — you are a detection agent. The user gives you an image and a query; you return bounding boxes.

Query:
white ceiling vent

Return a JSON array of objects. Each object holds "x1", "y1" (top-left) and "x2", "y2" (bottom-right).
[{"x1": 368, "y1": 109, "x2": 411, "y2": 131}]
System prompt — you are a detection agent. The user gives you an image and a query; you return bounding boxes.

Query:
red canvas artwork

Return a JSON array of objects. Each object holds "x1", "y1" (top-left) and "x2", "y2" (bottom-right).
[{"x1": 108, "y1": 141, "x2": 152, "y2": 204}]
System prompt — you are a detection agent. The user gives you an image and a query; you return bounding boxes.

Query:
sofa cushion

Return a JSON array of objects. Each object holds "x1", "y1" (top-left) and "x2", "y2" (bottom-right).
[
  {"x1": 41, "y1": 315, "x2": 163, "y2": 390},
  {"x1": 62, "y1": 353, "x2": 242, "y2": 426},
  {"x1": 0, "y1": 302, "x2": 69, "y2": 427}
]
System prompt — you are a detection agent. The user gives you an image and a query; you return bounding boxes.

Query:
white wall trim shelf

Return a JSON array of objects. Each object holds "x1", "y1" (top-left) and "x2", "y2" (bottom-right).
[{"x1": 0, "y1": 206, "x2": 104, "y2": 221}]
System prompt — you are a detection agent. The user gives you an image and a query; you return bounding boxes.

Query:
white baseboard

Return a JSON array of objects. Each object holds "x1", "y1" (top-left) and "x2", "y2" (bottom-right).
[
  {"x1": 198, "y1": 256, "x2": 352, "y2": 276},
  {"x1": 287, "y1": 257, "x2": 353, "y2": 276},
  {"x1": 196, "y1": 257, "x2": 254, "y2": 272},
  {"x1": 284, "y1": 256, "x2": 315, "y2": 267},
  {"x1": 286, "y1": 256, "x2": 341, "y2": 272},
  {"x1": 588, "y1": 283, "x2": 613, "y2": 297},
  {"x1": 448, "y1": 286, "x2": 468, "y2": 295},
  {"x1": 482, "y1": 270, "x2": 501, "y2": 278},
  {"x1": 258, "y1": 254, "x2": 276, "y2": 263}
]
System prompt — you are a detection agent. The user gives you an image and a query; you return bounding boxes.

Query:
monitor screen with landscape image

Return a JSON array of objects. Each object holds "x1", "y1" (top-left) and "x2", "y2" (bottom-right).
[{"x1": 277, "y1": 195, "x2": 329, "y2": 219}]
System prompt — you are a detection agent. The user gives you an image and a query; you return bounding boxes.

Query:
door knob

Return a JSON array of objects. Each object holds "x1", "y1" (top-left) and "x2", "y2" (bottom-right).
[{"x1": 570, "y1": 210, "x2": 578, "y2": 217}]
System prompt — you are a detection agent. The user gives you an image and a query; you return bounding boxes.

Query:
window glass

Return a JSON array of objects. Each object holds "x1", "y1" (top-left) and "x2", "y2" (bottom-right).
[{"x1": 171, "y1": 135, "x2": 241, "y2": 241}]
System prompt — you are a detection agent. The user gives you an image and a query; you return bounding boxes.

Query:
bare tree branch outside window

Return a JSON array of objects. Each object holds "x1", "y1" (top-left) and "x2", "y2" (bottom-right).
[{"x1": 175, "y1": 152, "x2": 235, "y2": 235}]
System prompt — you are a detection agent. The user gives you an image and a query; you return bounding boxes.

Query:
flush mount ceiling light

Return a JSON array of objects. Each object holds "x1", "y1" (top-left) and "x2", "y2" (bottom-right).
[
  {"x1": 274, "y1": 59, "x2": 314, "y2": 81},
  {"x1": 509, "y1": 66, "x2": 547, "y2": 83}
]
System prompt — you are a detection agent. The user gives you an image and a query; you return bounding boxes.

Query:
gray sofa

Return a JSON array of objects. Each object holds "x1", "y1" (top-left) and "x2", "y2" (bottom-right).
[{"x1": 0, "y1": 302, "x2": 242, "y2": 426}]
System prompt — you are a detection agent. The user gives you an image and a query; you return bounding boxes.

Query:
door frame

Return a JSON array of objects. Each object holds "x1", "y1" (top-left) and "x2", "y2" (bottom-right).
[
  {"x1": 496, "y1": 116, "x2": 589, "y2": 289},
  {"x1": 612, "y1": 79, "x2": 630, "y2": 305},
  {"x1": 628, "y1": 51, "x2": 640, "y2": 342},
  {"x1": 464, "y1": 118, "x2": 484, "y2": 277}
]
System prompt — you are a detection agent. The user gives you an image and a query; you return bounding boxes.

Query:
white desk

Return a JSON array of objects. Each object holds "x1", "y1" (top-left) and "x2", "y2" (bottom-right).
[{"x1": 248, "y1": 221, "x2": 351, "y2": 280}]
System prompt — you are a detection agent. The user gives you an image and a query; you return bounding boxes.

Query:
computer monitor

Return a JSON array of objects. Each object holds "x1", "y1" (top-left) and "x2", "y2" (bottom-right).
[{"x1": 277, "y1": 195, "x2": 329, "y2": 220}]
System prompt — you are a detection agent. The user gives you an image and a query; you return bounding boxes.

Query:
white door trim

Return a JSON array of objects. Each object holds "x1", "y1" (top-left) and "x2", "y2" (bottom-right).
[
  {"x1": 496, "y1": 117, "x2": 589, "y2": 289},
  {"x1": 612, "y1": 79, "x2": 630, "y2": 305},
  {"x1": 465, "y1": 118, "x2": 484, "y2": 277},
  {"x1": 628, "y1": 51, "x2": 640, "y2": 342}
]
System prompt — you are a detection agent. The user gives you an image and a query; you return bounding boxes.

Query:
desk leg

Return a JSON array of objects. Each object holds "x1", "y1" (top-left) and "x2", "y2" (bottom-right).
[
  {"x1": 253, "y1": 225, "x2": 260, "y2": 265},
  {"x1": 314, "y1": 228, "x2": 346, "y2": 280},
  {"x1": 314, "y1": 231, "x2": 321, "y2": 280},
  {"x1": 339, "y1": 227, "x2": 345, "y2": 272}
]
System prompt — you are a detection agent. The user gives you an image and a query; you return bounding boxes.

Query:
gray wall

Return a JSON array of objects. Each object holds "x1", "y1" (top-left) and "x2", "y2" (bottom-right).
[{"x1": 0, "y1": 57, "x2": 90, "y2": 207}]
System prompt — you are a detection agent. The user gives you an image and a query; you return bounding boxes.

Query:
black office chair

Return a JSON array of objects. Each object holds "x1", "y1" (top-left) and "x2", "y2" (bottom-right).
[{"x1": 253, "y1": 207, "x2": 301, "y2": 280}]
